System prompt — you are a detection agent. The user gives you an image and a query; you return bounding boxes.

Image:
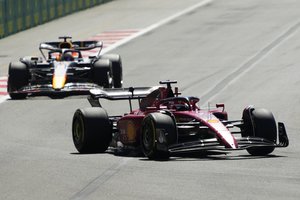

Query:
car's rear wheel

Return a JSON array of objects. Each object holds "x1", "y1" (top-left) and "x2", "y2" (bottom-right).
[
  {"x1": 101, "y1": 54, "x2": 123, "y2": 88},
  {"x1": 72, "y1": 107, "x2": 112, "y2": 153},
  {"x1": 92, "y1": 59, "x2": 111, "y2": 88},
  {"x1": 242, "y1": 106, "x2": 277, "y2": 156},
  {"x1": 141, "y1": 112, "x2": 177, "y2": 160},
  {"x1": 7, "y1": 62, "x2": 29, "y2": 99}
]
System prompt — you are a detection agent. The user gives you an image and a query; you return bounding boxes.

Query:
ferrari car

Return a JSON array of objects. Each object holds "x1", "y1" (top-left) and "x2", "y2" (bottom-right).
[
  {"x1": 72, "y1": 80, "x2": 289, "y2": 160},
  {"x1": 7, "y1": 36, "x2": 123, "y2": 99}
]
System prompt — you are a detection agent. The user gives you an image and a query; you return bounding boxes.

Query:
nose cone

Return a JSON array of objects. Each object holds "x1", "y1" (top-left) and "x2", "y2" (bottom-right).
[
  {"x1": 228, "y1": 138, "x2": 238, "y2": 149},
  {"x1": 52, "y1": 61, "x2": 68, "y2": 90},
  {"x1": 206, "y1": 117, "x2": 238, "y2": 149},
  {"x1": 52, "y1": 75, "x2": 66, "y2": 89},
  {"x1": 219, "y1": 130, "x2": 238, "y2": 149}
]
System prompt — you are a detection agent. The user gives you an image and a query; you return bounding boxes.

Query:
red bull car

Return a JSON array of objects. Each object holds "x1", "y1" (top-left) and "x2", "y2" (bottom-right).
[
  {"x1": 7, "y1": 36, "x2": 122, "y2": 99},
  {"x1": 72, "y1": 80, "x2": 289, "y2": 160}
]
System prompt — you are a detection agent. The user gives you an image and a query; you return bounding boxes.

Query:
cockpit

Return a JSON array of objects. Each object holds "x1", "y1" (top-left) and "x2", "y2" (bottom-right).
[{"x1": 140, "y1": 80, "x2": 200, "y2": 111}]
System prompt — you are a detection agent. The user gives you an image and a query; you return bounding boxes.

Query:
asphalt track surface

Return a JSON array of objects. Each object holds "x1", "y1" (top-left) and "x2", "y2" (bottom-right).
[{"x1": 1, "y1": 0, "x2": 300, "y2": 199}]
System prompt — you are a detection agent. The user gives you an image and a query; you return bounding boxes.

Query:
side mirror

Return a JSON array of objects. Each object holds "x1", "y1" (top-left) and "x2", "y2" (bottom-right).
[
  {"x1": 216, "y1": 103, "x2": 225, "y2": 111},
  {"x1": 39, "y1": 43, "x2": 55, "y2": 50},
  {"x1": 39, "y1": 43, "x2": 58, "y2": 60},
  {"x1": 86, "y1": 41, "x2": 102, "y2": 49},
  {"x1": 95, "y1": 41, "x2": 103, "y2": 48}
]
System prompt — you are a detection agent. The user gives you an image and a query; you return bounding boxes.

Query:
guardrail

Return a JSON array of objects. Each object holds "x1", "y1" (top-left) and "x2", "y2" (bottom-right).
[{"x1": 0, "y1": 0, "x2": 112, "y2": 39}]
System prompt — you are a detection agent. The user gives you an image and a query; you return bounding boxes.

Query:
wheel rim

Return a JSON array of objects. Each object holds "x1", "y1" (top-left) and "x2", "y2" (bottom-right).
[
  {"x1": 73, "y1": 115, "x2": 84, "y2": 147},
  {"x1": 142, "y1": 119, "x2": 155, "y2": 154}
]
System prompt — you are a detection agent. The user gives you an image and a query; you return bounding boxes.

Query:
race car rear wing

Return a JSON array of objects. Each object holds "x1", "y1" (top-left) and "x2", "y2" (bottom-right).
[
  {"x1": 42, "y1": 40, "x2": 102, "y2": 50},
  {"x1": 88, "y1": 86, "x2": 160, "y2": 111},
  {"x1": 39, "y1": 40, "x2": 103, "y2": 59}
]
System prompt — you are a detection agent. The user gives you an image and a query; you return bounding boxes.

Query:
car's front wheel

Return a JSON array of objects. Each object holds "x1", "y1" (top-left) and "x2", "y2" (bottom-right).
[
  {"x1": 141, "y1": 112, "x2": 177, "y2": 160},
  {"x1": 7, "y1": 62, "x2": 29, "y2": 99},
  {"x1": 242, "y1": 106, "x2": 277, "y2": 156}
]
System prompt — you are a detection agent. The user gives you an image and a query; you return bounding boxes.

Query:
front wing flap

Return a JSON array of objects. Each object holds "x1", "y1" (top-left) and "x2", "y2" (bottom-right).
[{"x1": 169, "y1": 138, "x2": 224, "y2": 153}]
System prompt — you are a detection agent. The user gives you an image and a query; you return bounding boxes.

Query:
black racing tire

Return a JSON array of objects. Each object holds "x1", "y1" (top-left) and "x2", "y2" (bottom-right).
[
  {"x1": 141, "y1": 112, "x2": 177, "y2": 160},
  {"x1": 92, "y1": 59, "x2": 111, "y2": 88},
  {"x1": 72, "y1": 107, "x2": 112, "y2": 153},
  {"x1": 101, "y1": 54, "x2": 123, "y2": 88},
  {"x1": 242, "y1": 106, "x2": 277, "y2": 156},
  {"x1": 7, "y1": 62, "x2": 29, "y2": 99}
]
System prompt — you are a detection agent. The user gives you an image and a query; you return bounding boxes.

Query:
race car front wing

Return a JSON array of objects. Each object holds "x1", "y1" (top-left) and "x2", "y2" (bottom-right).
[
  {"x1": 10, "y1": 82, "x2": 101, "y2": 96},
  {"x1": 169, "y1": 122, "x2": 289, "y2": 153}
]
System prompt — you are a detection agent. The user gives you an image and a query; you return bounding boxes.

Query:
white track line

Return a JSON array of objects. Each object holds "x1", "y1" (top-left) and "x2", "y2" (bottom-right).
[
  {"x1": 0, "y1": 95, "x2": 9, "y2": 103},
  {"x1": 101, "y1": 0, "x2": 213, "y2": 54}
]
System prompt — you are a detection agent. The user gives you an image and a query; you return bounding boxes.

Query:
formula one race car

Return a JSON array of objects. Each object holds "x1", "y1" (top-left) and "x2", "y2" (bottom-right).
[
  {"x1": 7, "y1": 36, "x2": 123, "y2": 99},
  {"x1": 72, "y1": 80, "x2": 289, "y2": 160}
]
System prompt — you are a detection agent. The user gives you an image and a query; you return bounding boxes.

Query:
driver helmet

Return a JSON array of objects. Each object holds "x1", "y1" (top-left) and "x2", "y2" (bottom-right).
[{"x1": 61, "y1": 52, "x2": 74, "y2": 61}]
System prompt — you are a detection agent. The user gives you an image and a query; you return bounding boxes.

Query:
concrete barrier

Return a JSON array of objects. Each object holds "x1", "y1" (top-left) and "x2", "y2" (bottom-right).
[{"x1": 0, "y1": 0, "x2": 112, "y2": 39}]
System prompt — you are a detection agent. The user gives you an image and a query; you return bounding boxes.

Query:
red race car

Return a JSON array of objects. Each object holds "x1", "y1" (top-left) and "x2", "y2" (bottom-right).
[{"x1": 72, "y1": 80, "x2": 289, "y2": 160}]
